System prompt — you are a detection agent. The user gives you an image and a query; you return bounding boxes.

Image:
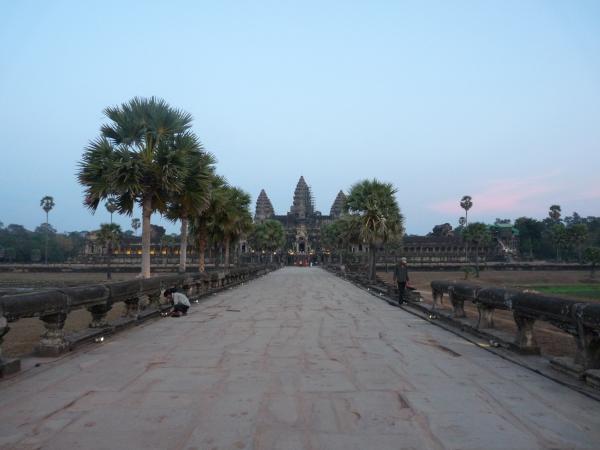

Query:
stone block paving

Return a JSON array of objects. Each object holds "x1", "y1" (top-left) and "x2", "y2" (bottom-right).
[{"x1": 1, "y1": 267, "x2": 600, "y2": 449}]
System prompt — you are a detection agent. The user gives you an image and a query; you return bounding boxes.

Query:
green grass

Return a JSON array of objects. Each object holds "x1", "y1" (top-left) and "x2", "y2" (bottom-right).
[{"x1": 525, "y1": 284, "x2": 600, "y2": 300}]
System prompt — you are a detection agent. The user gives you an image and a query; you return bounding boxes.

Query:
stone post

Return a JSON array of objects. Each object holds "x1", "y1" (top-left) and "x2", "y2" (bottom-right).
[
  {"x1": 87, "y1": 304, "x2": 112, "y2": 328},
  {"x1": 147, "y1": 291, "x2": 161, "y2": 310},
  {"x1": 449, "y1": 292, "x2": 466, "y2": 318},
  {"x1": 431, "y1": 290, "x2": 443, "y2": 310},
  {"x1": 124, "y1": 297, "x2": 140, "y2": 319},
  {"x1": 477, "y1": 305, "x2": 495, "y2": 329},
  {"x1": 37, "y1": 312, "x2": 69, "y2": 356},
  {"x1": 575, "y1": 322, "x2": 600, "y2": 370},
  {"x1": 513, "y1": 313, "x2": 540, "y2": 354},
  {"x1": 0, "y1": 313, "x2": 19, "y2": 376}
]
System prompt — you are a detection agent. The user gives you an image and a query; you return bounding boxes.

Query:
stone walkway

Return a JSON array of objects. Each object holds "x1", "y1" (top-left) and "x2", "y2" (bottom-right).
[{"x1": 1, "y1": 267, "x2": 599, "y2": 449}]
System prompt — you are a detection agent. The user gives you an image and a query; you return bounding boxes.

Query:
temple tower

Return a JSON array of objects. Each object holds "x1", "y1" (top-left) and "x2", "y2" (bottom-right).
[
  {"x1": 255, "y1": 189, "x2": 274, "y2": 222},
  {"x1": 330, "y1": 190, "x2": 347, "y2": 218},
  {"x1": 289, "y1": 176, "x2": 315, "y2": 219}
]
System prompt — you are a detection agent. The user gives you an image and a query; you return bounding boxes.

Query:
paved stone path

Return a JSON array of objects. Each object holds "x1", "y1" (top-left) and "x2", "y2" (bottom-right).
[{"x1": 1, "y1": 267, "x2": 600, "y2": 449}]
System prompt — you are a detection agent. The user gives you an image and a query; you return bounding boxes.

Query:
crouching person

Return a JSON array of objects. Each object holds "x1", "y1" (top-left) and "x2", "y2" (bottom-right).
[{"x1": 164, "y1": 288, "x2": 191, "y2": 317}]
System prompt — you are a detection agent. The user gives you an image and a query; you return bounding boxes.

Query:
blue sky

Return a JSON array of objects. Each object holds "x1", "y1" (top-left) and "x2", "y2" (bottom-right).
[{"x1": 1, "y1": 0, "x2": 599, "y2": 235}]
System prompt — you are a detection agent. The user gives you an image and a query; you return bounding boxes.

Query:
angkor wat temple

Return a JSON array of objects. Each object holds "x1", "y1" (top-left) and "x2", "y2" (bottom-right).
[{"x1": 255, "y1": 176, "x2": 346, "y2": 263}]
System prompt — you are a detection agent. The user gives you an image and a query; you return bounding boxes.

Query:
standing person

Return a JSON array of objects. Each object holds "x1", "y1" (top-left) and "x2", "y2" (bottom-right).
[
  {"x1": 164, "y1": 288, "x2": 191, "y2": 317},
  {"x1": 393, "y1": 257, "x2": 409, "y2": 304}
]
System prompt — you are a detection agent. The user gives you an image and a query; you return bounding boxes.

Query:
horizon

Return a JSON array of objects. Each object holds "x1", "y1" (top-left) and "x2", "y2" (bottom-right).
[{"x1": 1, "y1": 1, "x2": 599, "y2": 235}]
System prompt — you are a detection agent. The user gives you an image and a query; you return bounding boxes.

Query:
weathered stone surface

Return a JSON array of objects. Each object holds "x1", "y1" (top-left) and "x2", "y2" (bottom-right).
[{"x1": 1, "y1": 267, "x2": 600, "y2": 449}]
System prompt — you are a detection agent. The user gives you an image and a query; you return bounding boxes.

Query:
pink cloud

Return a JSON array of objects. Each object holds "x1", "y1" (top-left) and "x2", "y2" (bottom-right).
[{"x1": 428, "y1": 175, "x2": 561, "y2": 215}]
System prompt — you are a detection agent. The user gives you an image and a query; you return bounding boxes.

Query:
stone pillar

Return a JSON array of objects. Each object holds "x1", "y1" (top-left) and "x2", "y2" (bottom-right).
[
  {"x1": 0, "y1": 314, "x2": 21, "y2": 376},
  {"x1": 124, "y1": 297, "x2": 140, "y2": 319},
  {"x1": 450, "y1": 292, "x2": 466, "y2": 318},
  {"x1": 575, "y1": 325, "x2": 600, "y2": 370},
  {"x1": 513, "y1": 313, "x2": 540, "y2": 354},
  {"x1": 37, "y1": 312, "x2": 69, "y2": 356},
  {"x1": 431, "y1": 290, "x2": 443, "y2": 310},
  {"x1": 477, "y1": 305, "x2": 495, "y2": 329},
  {"x1": 87, "y1": 304, "x2": 112, "y2": 328}
]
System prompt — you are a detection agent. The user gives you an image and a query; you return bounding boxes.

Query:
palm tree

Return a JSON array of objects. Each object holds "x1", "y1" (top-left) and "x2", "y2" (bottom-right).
[
  {"x1": 211, "y1": 186, "x2": 253, "y2": 268},
  {"x1": 78, "y1": 97, "x2": 193, "y2": 278},
  {"x1": 584, "y1": 247, "x2": 600, "y2": 278},
  {"x1": 105, "y1": 198, "x2": 118, "y2": 224},
  {"x1": 131, "y1": 218, "x2": 141, "y2": 236},
  {"x1": 550, "y1": 223, "x2": 567, "y2": 261},
  {"x1": 190, "y1": 175, "x2": 228, "y2": 272},
  {"x1": 462, "y1": 222, "x2": 491, "y2": 277},
  {"x1": 320, "y1": 216, "x2": 360, "y2": 264},
  {"x1": 96, "y1": 223, "x2": 122, "y2": 280},
  {"x1": 166, "y1": 140, "x2": 215, "y2": 273},
  {"x1": 251, "y1": 219, "x2": 284, "y2": 262},
  {"x1": 567, "y1": 224, "x2": 588, "y2": 262},
  {"x1": 40, "y1": 195, "x2": 55, "y2": 265},
  {"x1": 549, "y1": 205, "x2": 562, "y2": 222},
  {"x1": 345, "y1": 179, "x2": 403, "y2": 281},
  {"x1": 460, "y1": 196, "x2": 473, "y2": 226}
]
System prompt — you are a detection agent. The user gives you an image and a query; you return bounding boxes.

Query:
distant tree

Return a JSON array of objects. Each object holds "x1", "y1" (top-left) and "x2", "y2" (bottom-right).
[
  {"x1": 150, "y1": 225, "x2": 166, "y2": 245},
  {"x1": 105, "y1": 198, "x2": 118, "y2": 224},
  {"x1": 549, "y1": 204, "x2": 562, "y2": 223},
  {"x1": 345, "y1": 179, "x2": 403, "y2": 281},
  {"x1": 131, "y1": 218, "x2": 141, "y2": 236},
  {"x1": 250, "y1": 219, "x2": 285, "y2": 262},
  {"x1": 515, "y1": 217, "x2": 544, "y2": 259},
  {"x1": 96, "y1": 223, "x2": 122, "y2": 279},
  {"x1": 320, "y1": 216, "x2": 361, "y2": 264},
  {"x1": 459, "y1": 217, "x2": 466, "y2": 227},
  {"x1": 494, "y1": 218, "x2": 511, "y2": 225},
  {"x1": 567, "y1": 224, "x2": 588, "y2": 262},
  {"x1": 460, "y1": 196, "x2": 473, "y2": 225},
  {"x1": 462, "y1": 222, "x2": 491, "y2": 277},
  {"x1": 429, "y1": 223, "x2": 453, "y2": 237},
  {"x1": 584, "y1": 247, "x2": 600, "y2": 278},
  {"x1": 549, "y1": 223, "x2": 567, "y2": 261},
  {"x1": 40, "y1": 195, "x2": 55, "y2": 265},
  {"x1": 35, "y1": 223, "x2": 57, "y2": 234}
]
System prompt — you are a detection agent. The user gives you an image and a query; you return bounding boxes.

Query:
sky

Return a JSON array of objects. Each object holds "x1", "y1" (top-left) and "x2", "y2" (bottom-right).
[{"x1": 1, "y1": 0, "x2": 599, "y2": 235}]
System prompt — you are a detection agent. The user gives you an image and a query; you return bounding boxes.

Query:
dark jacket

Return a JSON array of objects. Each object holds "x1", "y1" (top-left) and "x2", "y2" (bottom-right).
[{"x1": 394, "y1": 264, "x2": 409, "y2": 282}]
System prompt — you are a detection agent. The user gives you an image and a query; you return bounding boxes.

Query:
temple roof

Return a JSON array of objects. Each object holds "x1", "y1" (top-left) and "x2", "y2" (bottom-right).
[
  {"x1": 255, "y1": 189, "x2": 274, "y2": 221},
  {"x1": 289, "y1": 176, "x2": 314, "y2": 219},
  {"x1": 330, "y1": 190, "x2": 347, "y2": 218}
]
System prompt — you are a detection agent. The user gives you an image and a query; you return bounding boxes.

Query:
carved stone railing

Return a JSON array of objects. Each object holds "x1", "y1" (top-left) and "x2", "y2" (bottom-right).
[
  {"x1": 430, "y1": 280, "x2": 600, "y2": 374},
  {"x1": 0, "y1": 265, "x2": 276, "y2": 377}
]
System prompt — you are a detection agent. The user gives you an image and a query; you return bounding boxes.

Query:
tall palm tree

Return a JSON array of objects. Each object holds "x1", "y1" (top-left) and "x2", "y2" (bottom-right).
[
  {"x1": 460, "y1": 196, "x2": 473, "y2": 226},
  {"x1": 105, "y1": 198, "x2": 118, "y2": 224},
  {"x1": 211, "y1": 187, "x2": 253, "y2": 268},
  {"x1": 131, "y1": 218, "x2": 141, "y2": 236},
  {"x1": 345, "y1": 179, "x2": 403, "y2": 281},
  {"x1": 40, "y1": 195, "x2": 55, "y2": 265},
  {"x1": 190, "y1": 175, "x2": 228, "y2": 272},
  {"x1": 96, "y1": 223, "x2": 122, "y2": 280},
  {"x1": 78, "y1": 97, "x2": 193, "y2": 278},
  {"x1": 166, "y1": 139, "x2": 215, "y2": 273},
  {"x1": 549, "y1": 204, "x2": 562, "y2": 222}
]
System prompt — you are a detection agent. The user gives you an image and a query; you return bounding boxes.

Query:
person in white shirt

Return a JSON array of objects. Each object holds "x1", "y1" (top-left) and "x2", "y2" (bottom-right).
[{"x1": 163, "y1": 288, "x2": 191, "y2": 317}]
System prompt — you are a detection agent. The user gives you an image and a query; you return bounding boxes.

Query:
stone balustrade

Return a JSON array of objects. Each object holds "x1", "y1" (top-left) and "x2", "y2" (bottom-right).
[
  {"x1": 430, "y1": 280, "x2": 600, "y2": 374},
  {"x1": 0, "y1": 265, "x2": 277, "y2": 377}
]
